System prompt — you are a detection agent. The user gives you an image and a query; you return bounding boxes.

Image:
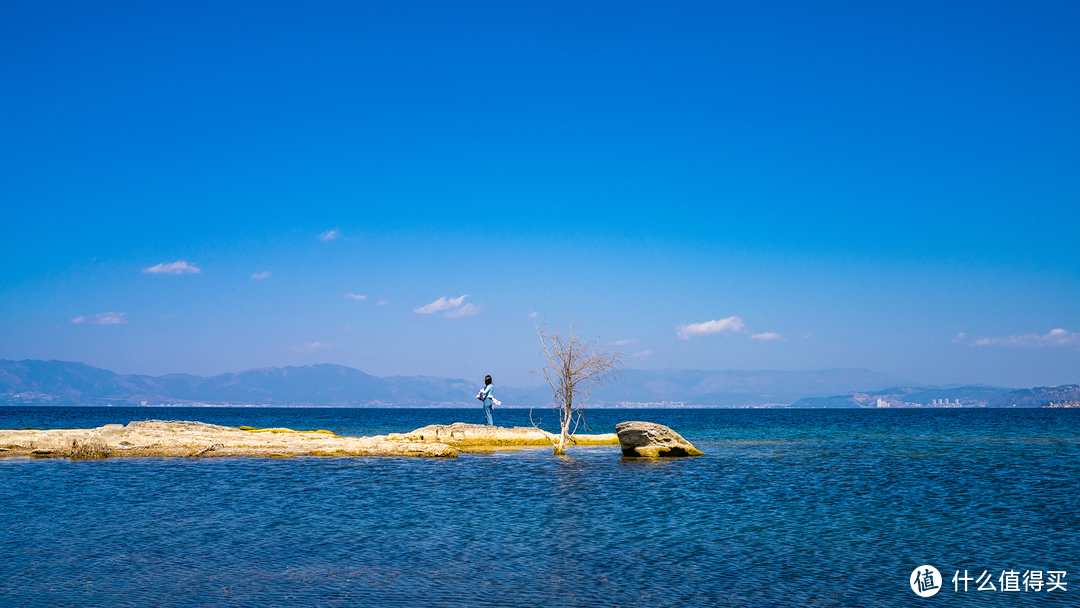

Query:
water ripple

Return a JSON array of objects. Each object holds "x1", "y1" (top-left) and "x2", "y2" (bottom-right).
[{"x1": 1, "y1": 408, "x2": 1077, "y2": 606}]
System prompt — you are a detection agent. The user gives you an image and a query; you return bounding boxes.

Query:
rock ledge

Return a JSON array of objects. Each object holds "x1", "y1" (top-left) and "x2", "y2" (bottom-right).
[
  {"x1": 0, "y1": 420, "x2": 455, "y2": 459},
  {"x1": 0, "y1": 420, "x2": 621, "y2": 460},
  {"x1": 388, "y1": 423, "x2": 618, "y2": 447}
]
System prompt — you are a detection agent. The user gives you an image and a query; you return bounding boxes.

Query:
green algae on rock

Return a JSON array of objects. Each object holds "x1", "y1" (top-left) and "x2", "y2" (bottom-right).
[
  {"x1": 0, "y1": 420, "x2": 638, "y2": 460},
  {"x1": 386, "y1": 422, "x2": 619, "y2": 448}
]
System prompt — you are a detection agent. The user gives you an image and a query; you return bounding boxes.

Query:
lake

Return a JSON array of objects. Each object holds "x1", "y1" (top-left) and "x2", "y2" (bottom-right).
[{"x1": 1, "y1": 407, "x2": 1077, "y2": 606}]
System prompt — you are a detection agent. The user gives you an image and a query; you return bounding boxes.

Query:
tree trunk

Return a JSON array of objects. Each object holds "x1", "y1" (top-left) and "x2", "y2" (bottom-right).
[{"x1": 556, "y1": 402, "x2": 571, "y2": 454}]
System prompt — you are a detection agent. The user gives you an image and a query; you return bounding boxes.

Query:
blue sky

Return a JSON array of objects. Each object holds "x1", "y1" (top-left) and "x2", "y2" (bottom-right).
[{"x1": 1, "y1": 1, "x2": 1078, "y2": 388}]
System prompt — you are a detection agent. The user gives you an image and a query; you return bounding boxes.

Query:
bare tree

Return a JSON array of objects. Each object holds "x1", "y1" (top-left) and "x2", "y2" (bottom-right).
[{"x1": 530, "y1": 317, "x2": 625, "y2": 455}]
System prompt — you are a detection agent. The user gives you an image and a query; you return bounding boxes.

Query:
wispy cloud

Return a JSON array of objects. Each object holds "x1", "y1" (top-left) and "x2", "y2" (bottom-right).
[
  {"x1": 633, "y1": 349, "x2": 653, "y2": 358},
  {"x1": 72, "y1": 312, "x2": 127, "y2": 325},
  {"x1": 676, "y1": 316, "x2": 744, "y2": 340},
  {"x1": 414, "y1": 295, "x2": 467, "y2": 314},
  {"x1": 376, "y1": 300, "x2": 389, "y2": 306},
  {"x1": 293, "y1": 341, "x2": 336, "y2": 353},
  {"x1": 952, "y1": 332, "x2": 967, "y2": 344},
  {"x1": 251, "y1": 271, "x2": 271, "y2": 280},
  {"x1": 751, "y1": 332, "x2": 785, "y2": 341},
  {"x1": 143, "y1": 261, "x2": 201, "y2": 275},
  {"x1": 611, "y1": 339, "x2": 637, "y2": 346},
  {"x1": 528, "y1": 312, "x2": 538, "y2": 319},
  {"x1": 972, "y1": 328, "x2": 1080, "y2": 348},
  {"x1": 444, "y1": 303, "x2": 482, "y2": 318},
  {"x1": 319, "y1": 230, "x2": 340, "y2": 242},
  {"x1": 346, "y1": 294, "x2": 367, "y2": 300}
]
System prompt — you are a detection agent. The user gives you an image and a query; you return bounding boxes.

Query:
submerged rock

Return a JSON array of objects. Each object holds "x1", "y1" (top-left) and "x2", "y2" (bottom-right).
[{"x1": 615, "y1": 421, "x2": 703, "y2": 457}]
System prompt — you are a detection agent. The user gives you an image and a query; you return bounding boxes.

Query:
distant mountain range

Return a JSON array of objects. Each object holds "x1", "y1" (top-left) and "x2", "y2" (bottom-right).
[
  {"x1": 3, "y1": 359, "x2": 1070, "y2": 408},
  {"x1": 558, "y1": 367, "x2": 914, "y2": 406},
  {"x1": 0, "y1": 360, "x2": 478, "y2": 407},
  {"x1": 986, "y1": 384, "x2": 1080, "y2": 408},
  {"x1": 790, "y1": 384, "x2": 1080, "y2": 408},
  {"x1": 791, "y1": 385, "x2": 1013, "y2": 408},
  {"x1": 1, "y1": 359, "x2": 916, "y2": 407}
]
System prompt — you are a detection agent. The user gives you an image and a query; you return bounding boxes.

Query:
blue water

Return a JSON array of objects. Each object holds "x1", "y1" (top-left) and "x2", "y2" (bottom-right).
[{"x1": 1, "y1": 407, "x2": 1077, "y2": 606}]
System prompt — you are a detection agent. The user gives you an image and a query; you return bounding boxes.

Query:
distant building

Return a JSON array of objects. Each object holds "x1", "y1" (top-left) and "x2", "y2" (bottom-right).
[{"x1": 876, "y1": 398, "x2": 889, "y2": 408}]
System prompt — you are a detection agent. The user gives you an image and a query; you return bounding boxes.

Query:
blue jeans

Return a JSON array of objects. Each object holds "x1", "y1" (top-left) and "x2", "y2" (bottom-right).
[{"x1": 483, "y1": 400, "x2": 494, "y2": 426}]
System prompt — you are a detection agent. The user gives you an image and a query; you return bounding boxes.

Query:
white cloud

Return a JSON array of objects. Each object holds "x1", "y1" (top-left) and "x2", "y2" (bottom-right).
[
  {"x1": 293, "y1": 341, "x2": 336, "y2": 353},
  {"x1": 611, "y1": 339, "x2": 637, "y2": 346},
  {"x1": 972, "y1": 328, "x2": 1080, "y2": 348},
  {"x1": 444, "y1": 303, "x2": 482, "y2": 318},
  {"x1": 346, "y1": 294, "x2": 367, "y2": 300},
  {"x1": 143, "y1": 261, "x2": 201, "y2": 275},
  {"x1": 376, "y1": 300, "x2": 389, "y2": 306},
  {"x1": 319, "y1": 230, "x2": 340, "y2": 242},
  {"x1": 72, "y1": 312, "x2": 127, "y2": 325},
  {"x1": 751, "y1": 332, "x2": 785, "y2": 341},
  {"x1": 414, "y1": 295, "x2": 468, "y2": 314},
  {"x1": 528, "y1": 312, "x2": 538, "y2": 319},
  {"x1": 633, "y1": 349, "x2": 653, "y2": 358},
  {"x1": 952, "y1": 332, "x2": 967, "y2": 344},
  {"x1": 676, "y1": 316, "x2": 745, "y2": 340},
  {"x1": 251, "y1": 271, "x2": 271, "y2": 280}
]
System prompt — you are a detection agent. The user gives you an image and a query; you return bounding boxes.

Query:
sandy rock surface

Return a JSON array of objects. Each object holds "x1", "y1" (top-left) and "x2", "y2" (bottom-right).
[
  {"x1": 0, "y1": 420, "x2": 621, "y2": 459},
  {"x1": 615, "y1": 421, "x2": 704, "y2": 457},
  {"x1": 388, "y1": 422, "x2": 619, "y2": 447},
  {"x1": 0, "y1": 420, "x2": 456, "y2": 459}
]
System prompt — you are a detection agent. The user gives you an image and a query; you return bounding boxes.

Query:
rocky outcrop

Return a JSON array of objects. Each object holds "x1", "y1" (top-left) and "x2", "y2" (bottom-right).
[
  {"x1": 0, "y1": 420, "x2": 456, "y2": 459},
  {"x1": 0, "y1": 420, "x2": 624, "y2": 460},
  {"x1": 387, "y1": 423, "x2": 618, "y2": 447},
  {"x1": 615, "y1": 421, "x2": 703, "y2": 457}
]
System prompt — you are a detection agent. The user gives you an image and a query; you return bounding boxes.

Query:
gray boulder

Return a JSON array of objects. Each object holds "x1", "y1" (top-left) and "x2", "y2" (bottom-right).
[{"x1": 615, "y1": 421, "x2": 703, "y2": 457}]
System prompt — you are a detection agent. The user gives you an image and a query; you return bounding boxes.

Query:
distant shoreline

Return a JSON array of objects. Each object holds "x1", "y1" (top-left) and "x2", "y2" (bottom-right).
[{"x1": 1, "y1": 403, "x2": 1066, "y2": 409}]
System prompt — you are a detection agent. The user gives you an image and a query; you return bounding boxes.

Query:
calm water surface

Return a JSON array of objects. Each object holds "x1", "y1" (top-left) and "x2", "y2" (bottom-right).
[{"x1": 1, "y1": 407, "x2": 1077, "y2": 607}]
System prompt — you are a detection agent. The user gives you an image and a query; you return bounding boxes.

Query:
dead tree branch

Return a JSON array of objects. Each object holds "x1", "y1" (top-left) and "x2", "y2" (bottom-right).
[{"x1": 529, "y1": 317, "x2": 625, "y2": 455}]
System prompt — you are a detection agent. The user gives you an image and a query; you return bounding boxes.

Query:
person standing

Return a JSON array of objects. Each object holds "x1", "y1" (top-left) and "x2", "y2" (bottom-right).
[{"x1": 477, "y1": 375, "x2": 497, "y2": 426}]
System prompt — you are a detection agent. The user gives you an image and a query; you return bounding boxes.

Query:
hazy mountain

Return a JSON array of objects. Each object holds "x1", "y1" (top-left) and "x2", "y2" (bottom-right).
[
  {"x1": 0, "y1": 359, "x2": 920, "y2": 407},
  {"x1": 791, "y1": 385, "x2": 1013, "y2": 408},
  {"x1": 0, "y1": 359, "x2": 152, "y2": 404},
  {"x1": 987, "y1": 384, "x2": 1080, "y2": 408},
  {"x1": 581, "y1": 368, "x2": 913, "y2": 406},
  {"x1": 0, "y1": 360, "x2": 455, "y2": 406}
]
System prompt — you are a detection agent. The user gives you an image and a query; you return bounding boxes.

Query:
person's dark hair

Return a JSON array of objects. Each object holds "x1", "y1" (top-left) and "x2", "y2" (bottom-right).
[{"x1": 485, "y1": 375, "x2": 492, "y2": 385}]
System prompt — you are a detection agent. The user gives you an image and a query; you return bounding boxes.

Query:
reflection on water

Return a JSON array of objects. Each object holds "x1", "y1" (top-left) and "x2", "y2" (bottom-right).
[{"x1": 1, "y1": 407, "x2": 1077, "y2": 606}]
